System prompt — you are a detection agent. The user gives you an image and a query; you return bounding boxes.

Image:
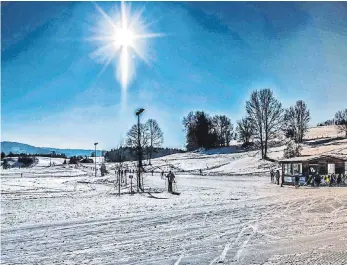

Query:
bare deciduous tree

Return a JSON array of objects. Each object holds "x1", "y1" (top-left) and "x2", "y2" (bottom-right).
[
  {"x1": 284, "y1": 100, "x2": 310, "y2": 143},
  {"x1": 126, "y1": 123, "x2": 149, "y2": 149},
  {"x1": 145, "y1": 119, "x2": 164, "y2": 164},
  {"x1": 335, "y1": 109, "x2": 347, "y2": 137},
  {"x1": 236, "y1": 117, "x2": 254, "y2": 144},
  {"x1": 246, "y1": 88, "x2": 283, "y2": 159},
  {"x1": 212, "y1": 115, "x2": 234, "y2": 147},
  {"x1": 126, "y1": 123, "x2": 150, "y2": 166}
]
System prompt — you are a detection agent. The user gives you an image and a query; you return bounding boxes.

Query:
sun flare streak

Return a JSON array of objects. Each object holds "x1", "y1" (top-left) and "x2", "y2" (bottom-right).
[{"x1": 89, "y1": 2, "x2": 164, "y2": 102}]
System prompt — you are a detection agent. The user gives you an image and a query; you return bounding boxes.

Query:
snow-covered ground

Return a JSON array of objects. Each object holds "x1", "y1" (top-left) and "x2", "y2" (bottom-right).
[
  {"x1": 1, "y1": 126, "x2": 347, "y2": 264},
  {"x1": 2, "y1": 160, "x2": 347, "y2": 264}
]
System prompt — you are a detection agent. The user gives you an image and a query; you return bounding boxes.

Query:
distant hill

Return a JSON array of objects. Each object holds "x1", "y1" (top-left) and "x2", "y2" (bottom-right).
[{"x1": 1, "y1": 141, "x2": 104, "y2": 158}]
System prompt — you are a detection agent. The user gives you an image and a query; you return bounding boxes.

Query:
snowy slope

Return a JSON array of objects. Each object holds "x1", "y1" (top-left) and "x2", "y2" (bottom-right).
[{"x1": 2, "y1": 158, "x2": 347, "y2": 264}]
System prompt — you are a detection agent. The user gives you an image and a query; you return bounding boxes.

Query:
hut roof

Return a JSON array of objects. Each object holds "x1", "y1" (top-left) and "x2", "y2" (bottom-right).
[{"x1": 279, "y1": 154, "x2": 347, "y2": 163}]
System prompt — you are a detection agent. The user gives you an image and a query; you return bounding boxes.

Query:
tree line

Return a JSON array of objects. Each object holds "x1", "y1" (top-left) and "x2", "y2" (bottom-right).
[
  {"x1": 317, "y1": 109, "x2": 347, "y2": 137},
  {"x1": 182, "y1": 88, "x2": 347, "y2": 159},
  {"x1": 104, "y1": 147, "x2": 184, "y2": 163},
  {"x1": 1, "y1": 151, "x2": 67, "y2": 159}
]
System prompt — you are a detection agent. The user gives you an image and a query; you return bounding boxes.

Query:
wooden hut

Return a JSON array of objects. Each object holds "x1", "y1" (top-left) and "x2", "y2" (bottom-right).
[{"x1": 279, "y1": 154, "x2": 347, "y2": 185}]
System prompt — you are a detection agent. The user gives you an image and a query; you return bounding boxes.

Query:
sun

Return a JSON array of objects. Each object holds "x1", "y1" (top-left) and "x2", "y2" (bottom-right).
[
  {"x1": 88, "y1": 1, "x2": 164, "y2": 104},
  {"x1": 116, "y1": 28, "x2": 134, "y2": 48}
]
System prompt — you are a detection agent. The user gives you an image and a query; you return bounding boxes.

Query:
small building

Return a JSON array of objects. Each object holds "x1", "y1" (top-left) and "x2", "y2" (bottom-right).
[{"x1": 279, "y1": 154, "x2": 347, "y2": 185}]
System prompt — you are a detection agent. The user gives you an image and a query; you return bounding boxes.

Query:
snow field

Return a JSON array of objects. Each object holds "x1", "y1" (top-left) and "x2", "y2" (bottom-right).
[{"x1": 2, "y1": 159, "x2": 347, "y2": 264}]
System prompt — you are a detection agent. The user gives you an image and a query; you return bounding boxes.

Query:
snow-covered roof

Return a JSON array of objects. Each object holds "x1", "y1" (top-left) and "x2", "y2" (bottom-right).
[{"x1": 279, "y1": 154, "x2": 347, "y2": 163}]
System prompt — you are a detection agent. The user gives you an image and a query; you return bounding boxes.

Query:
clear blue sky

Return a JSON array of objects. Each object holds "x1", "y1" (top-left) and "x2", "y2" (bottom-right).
[{"x1": 2, "y1": 1, "x2": 347, "y2": 150}]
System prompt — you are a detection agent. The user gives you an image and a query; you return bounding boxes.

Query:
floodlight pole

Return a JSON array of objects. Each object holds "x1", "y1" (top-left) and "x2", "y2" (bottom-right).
[
  {"x1": 135, "y1": 108, "x2": 145, "y2": 192},
  {"x1": 94, "y1": 142, "x2": 98, "y2": 178}
]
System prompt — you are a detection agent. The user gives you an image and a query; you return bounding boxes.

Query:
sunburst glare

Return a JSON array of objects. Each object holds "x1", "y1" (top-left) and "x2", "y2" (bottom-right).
[{"x1": 88, "y1": 1, "x2": 164, "y2": 103}]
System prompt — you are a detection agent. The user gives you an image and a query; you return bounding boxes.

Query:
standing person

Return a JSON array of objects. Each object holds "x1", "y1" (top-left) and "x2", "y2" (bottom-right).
[
  {"x1": 276, "y1": 170, "x2": 280, "y2": 185},
  {"x1": 315, "y1": 173, "x2": 321, "y2": 187},
  {"x1": 151, "y1": 170, "x2": 154, "y2": 176},
  {"x1": 325, "y1": 175, "x2": 330, "y2": 186},
  {"x1": 279, "y1": 170, "x2": 284, "y2": 187},
  {"x1": 294, "y1": 171, "x2": 300, "y2": 188},
  {"x1": 199, "y1": 169, "x2": 202, "y2": 175},
  {"x1": 337, "y1": 173, "x2": 342, "y2": 186},
  {"x1": 166, "y1": 171, "x2": 176, "y2": 193},
  {"x1": 330, "y1": 174, "x2": 334, "y2": 187},
  {"x1": 270, "y1": 170, "x2": 274, "y2": 183}
]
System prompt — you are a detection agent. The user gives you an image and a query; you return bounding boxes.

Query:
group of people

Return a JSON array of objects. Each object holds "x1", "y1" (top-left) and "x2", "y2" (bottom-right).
[
  {"x1": 270, "y1": 169, "x2": 282, "y2": 186},
  {"x1": 305, "y1": 172, "x2": 346, "y2": 187},
  {"x1": 318, "y1": 173, "x2": 345, "y2": 187},
  {"x1": 271, "y1": 168, "x2": 347, "y2": 188}
]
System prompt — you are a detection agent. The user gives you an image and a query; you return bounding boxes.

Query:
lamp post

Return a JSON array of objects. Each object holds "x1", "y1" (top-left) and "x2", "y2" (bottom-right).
[
  {"x1": 94, "y1": 142, "x2": 98, "y2": 178},
  {"x1": 135, "y1": 108, "x2": 145, "y2": 192}
]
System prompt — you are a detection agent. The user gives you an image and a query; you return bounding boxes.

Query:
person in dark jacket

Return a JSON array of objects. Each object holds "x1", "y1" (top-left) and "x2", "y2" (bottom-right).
[
  {"x1": 337, "y1": 174, "x2": 342, "y2": 186},
  {"x1": 294, "y1": 173, "x2": 300, "y2": 187},
  {"x1": 166, "y1": 171, "x2": 176, "y2": 193},
  {"x1": 315, "y1": 173, "x2": 321, "y2": 187}
]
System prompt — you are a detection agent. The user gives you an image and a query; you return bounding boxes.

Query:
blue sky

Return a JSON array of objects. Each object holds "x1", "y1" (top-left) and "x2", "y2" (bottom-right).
[{"x1": 2, "y1": 1, "x2": 347, "y2": 150}]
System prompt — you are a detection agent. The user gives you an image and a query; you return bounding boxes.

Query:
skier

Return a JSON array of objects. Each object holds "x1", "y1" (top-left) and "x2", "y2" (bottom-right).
[
  {"x1": 166, "y1": 171, "x2": 176, "y2": 193},
  {"x1": 151, "y1": 170, "x2": 154, "y2": 176},
  {"x1": 199, "y1": 169, "x2": 202, "y2": 175}
]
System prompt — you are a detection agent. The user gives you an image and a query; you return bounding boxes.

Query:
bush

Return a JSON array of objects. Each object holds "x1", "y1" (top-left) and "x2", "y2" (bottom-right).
[
  {"x1": 80, "y1": 157, "x2": 94, "y2": 163},
  {"x1": 241, "y1": 142, "x2": 255, "y2": 150},
  {"x1": 18, "y1": 156, "x2": 34, "y2": 166},
  {"x1": 69, "y1": 156, "x2": 83, "y2": 164}
]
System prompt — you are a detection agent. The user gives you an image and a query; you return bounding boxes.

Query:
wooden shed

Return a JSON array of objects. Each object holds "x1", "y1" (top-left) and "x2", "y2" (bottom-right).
[{"x1": 279, "y1": 154, "x2": 347, "y2": 185}]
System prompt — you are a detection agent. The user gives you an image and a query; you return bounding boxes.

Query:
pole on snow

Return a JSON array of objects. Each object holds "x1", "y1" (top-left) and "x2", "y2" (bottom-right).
[
  {"x1": 118, "y1": 172, "x2": 121, "y2": 196},
  {"x1": 129, "y1": 175, "x2": 133, "y2": 195},
  {"x1": 94, "y1": 142, "x2": 98, "y2": 178}
]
